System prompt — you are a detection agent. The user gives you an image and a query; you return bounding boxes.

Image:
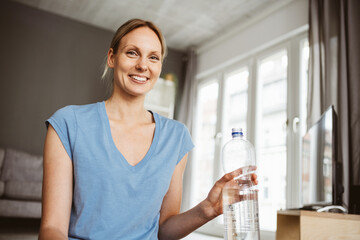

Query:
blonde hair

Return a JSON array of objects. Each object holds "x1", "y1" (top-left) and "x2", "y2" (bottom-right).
[{"x1": 102, "y1": 19, "x2": 167, "y2": 93}]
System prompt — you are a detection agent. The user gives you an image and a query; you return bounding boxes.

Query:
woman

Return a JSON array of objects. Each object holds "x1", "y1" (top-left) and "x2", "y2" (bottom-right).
[{"x1": 39, "y1": 19, "x2": 257, "y2": 240}]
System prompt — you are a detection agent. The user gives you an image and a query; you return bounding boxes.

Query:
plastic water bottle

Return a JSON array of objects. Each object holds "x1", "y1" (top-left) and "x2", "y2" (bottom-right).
[{"x1": 222, "y1": 128, "x2": 260, "y2": 240}]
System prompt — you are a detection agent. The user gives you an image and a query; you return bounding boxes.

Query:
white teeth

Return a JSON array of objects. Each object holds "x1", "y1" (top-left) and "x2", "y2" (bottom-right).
[{"x1": 131, "y1": 75, "x2": 147, "y2": 82}]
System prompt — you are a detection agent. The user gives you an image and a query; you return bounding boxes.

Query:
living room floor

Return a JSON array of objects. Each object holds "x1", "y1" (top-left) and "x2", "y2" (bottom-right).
[{"x1": 0, "y1": 217, "x2": 221, "y2": 240}]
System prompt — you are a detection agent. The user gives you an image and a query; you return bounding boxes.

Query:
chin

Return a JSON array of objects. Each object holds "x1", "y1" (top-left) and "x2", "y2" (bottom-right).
[{"x1": 127, "y1": 89, "x2": 151, "y2": 98}]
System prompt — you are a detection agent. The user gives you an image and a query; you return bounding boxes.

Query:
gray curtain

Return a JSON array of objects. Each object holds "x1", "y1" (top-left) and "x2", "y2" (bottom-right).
[
  {"x1": 176, "y1": 48, "x2": 197, "y2": 211},
  {"x1": 176, "y1": 48, "x2": 197, "y2": 130},
  {"x1": 308, "y1": 0, "x2": 360, "y2": 213}
]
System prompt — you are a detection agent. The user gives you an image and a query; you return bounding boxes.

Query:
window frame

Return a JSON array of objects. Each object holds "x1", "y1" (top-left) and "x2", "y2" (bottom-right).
[{"x1": 189, "y1": 31, "x2": 308, "y2": 238}]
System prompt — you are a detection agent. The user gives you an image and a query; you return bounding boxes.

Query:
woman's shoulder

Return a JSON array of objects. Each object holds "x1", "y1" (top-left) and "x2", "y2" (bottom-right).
[
  {"x1": 49, "y1": 102, "x2": 102, "y2": 124},
  {"x1": 153, "y1": 112, "x2": 188, "y2": 132},
  {"x1": 53, "y1": 102, "x2": 101, "y2": 116}
]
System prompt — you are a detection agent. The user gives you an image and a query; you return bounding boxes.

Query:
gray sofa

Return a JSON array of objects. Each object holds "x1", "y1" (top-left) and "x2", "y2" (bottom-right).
[{"x1": 0, "y1": 148, "x2": 42, "y2": 218}]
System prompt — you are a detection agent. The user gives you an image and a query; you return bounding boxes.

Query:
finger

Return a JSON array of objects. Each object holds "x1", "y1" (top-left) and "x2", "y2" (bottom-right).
[
  {"x1": 220, "y1": 172, "x2": 235, "y2": 182},
  {"x1": 229, "y1": 168, "x2": 243, "y2": 178},
  {"x1": 212, "y1": 173, "x2": 232, "y2": 193},
  {"x1": 251, "y1": 173, "x2": 257, "y2": 181},
  {"x1": 209, "y1": 174, "x2": 232, "y2": 197},
  {"x1": 224, "y1": 166, "x2": 258, "y2": 182},
  {"x1": 247, "y1": 165, "x2": 257, "y2": 171},
  {"x1": 236, "y1": 177, "x2": 258, "y2": 185},
  {"x1": 230, "y1": 165, "x2": 257, "y2": 179},
  {"x1": 233, "y1": 165, "x2": 257, "y2": 175}
]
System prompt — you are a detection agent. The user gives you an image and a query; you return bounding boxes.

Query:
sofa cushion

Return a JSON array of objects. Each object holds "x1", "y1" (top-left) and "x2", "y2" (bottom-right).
[
  {"x1": 0, "y1": 199, "x2": 41, "y2": 218},
  {"x1": 1, "y1": 148, "x2": 43, "y2": 182},
  {"x1": 0, "y1": 181, "x2": 4, "y2": 197},
  {"x1": 0, "y1": 148, "x2": 5, "y2": 171},
  {"x1": 4, "y1": 180, "x2": 42, "y2": 201}
]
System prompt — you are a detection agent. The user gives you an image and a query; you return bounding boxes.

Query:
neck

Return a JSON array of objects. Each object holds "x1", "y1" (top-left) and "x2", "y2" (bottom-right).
[{"x1": 105, "y1": 91, "x2": 151, "y2": 124}]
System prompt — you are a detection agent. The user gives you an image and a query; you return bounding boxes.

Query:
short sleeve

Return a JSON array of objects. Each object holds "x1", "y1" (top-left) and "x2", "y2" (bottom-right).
[
  {"x1": 45, "y1": 106, "x2": 77, "y2": 160},
  {"x1": 177, "y1": 124, "x2": 195, "y2": 164}
]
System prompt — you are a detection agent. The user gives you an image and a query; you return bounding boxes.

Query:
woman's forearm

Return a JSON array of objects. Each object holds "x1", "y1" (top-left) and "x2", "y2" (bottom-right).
[
  {"x1": 38, "y1": 227, "x2": 68, "y2": 240},
  {"x1": 158, "y1": 199, "x2": 217, "y2": 240}
]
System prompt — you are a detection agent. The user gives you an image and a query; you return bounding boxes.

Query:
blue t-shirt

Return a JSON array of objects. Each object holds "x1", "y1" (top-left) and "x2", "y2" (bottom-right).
[{"x1": 46, "y1": 101, "x2": 194, "y2": 240}]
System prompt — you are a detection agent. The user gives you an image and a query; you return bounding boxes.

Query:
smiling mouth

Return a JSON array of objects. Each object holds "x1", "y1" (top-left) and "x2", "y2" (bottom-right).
[{"x1": 130, "y1": 75, "x2": 148, "y2": 83}]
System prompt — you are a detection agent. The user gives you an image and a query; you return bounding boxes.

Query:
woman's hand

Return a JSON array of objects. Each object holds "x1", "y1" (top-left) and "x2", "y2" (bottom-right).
[
  {"x1": 158, "y1": 165, "x2": 258, "y2": 239},
  {"x1": 200, "y1": 166, "x2": 258, "y2": 219}
]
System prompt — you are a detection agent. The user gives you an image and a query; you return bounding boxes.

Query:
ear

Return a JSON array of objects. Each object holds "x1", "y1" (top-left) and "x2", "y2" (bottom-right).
[{"x1": 107, "y1": 48, "x2": 115, "y2": 68}]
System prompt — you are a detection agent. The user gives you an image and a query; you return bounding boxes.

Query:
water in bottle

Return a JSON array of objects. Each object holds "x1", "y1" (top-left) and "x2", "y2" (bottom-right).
[{"x1": 222, "y1": 128, "x2": 260, "y2": 240}]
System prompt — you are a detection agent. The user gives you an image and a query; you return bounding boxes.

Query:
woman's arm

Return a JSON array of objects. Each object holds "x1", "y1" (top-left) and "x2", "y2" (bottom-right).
[
  {"x1": 38, "y1": 125, "x2": 73, "y2": 240},
  {"x1": 158, "y1": 157, "x2": 257, "y2": 240}
]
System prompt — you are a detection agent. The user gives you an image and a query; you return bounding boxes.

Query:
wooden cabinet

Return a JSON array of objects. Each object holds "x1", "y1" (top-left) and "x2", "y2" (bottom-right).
[{"x1": 276, "y1": 210, "x2": 360, "y2": 240}]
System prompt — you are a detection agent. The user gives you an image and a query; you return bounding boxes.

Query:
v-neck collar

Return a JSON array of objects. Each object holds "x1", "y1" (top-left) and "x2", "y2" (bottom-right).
[{"x1": 98, "y1": 101, "x2": 159, "y2": 172}]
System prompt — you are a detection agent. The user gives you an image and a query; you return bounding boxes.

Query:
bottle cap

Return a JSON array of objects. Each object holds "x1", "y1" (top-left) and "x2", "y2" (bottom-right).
[{"x1": 232, "y1": 128, "x2": 243, "y2": 137}]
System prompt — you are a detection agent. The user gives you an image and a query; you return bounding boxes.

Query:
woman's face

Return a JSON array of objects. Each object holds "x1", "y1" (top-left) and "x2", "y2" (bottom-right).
[{"x1": 108, "y1": 27, "x2": 163, "y2": 98}]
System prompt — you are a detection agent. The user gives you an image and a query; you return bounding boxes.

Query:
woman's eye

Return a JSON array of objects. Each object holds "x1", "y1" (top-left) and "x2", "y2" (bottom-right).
[
  {"x1": 150, "y1": 55, "x2": 160, "y2": 61},
  {"x1": 126, "y1": 50, "x2": 137, "y2": 56}
]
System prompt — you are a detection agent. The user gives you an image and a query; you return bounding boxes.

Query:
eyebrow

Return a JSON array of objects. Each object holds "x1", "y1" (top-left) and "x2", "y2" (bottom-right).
[{"x1": 122, "y1": 44, "x2": 161, "y2": 55}]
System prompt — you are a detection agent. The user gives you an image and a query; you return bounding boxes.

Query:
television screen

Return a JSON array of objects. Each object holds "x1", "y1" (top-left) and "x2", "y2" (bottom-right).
[{"x1": 301, "y1": 106, "x2": 336, "y2": 207}]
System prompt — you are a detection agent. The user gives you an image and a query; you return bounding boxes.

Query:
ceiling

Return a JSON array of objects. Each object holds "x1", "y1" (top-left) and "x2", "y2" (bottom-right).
[{"x1": 12, "y1": 0, "x2": 294, "y2": 51}]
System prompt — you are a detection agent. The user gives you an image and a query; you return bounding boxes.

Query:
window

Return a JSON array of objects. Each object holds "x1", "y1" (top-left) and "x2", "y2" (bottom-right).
[
  {"x1": 257, "y1": 50, "x2": 288, "y2": 230},
  {"x1": 222, "y1": 67, "x2": 249, "y2": 141},
  {"x1": 300, "y1": 39, "x2": 309, "y2": 137},
  {"x1": 192, "y1": 80, "x2": 219, "y2": 208},
  {"x1": 190, "y1": 33, "x2": 309, "y2": 237}
]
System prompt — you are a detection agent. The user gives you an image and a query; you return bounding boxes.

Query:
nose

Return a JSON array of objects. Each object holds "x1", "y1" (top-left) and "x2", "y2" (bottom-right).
[{"x1": 135, "y1": 57, "x2": 148, "y2": 72}]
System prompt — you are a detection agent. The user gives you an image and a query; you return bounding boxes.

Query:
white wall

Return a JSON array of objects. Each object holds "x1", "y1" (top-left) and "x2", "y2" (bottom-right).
[{"x1": 196, "y1": 0, "x2": 308, "y2": 77}]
